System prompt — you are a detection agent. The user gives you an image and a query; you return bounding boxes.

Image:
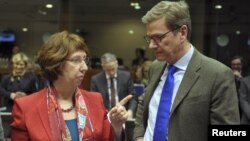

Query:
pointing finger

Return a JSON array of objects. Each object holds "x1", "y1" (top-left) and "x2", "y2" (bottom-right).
[{"x1": 118, "y1": 94, "x2": 133, "y2": 106}]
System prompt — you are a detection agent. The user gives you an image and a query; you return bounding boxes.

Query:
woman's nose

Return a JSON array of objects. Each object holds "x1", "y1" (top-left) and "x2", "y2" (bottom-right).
[{"x1": 80, "y1": 62, "x2": 88, "y2": 72}]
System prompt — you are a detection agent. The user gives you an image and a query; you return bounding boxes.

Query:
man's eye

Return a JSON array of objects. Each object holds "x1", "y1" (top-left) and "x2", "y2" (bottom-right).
[
  {"x1": 152, "y1": 36, "x2": 161, "y2": 39},
  {"x1": 73, "y1": 59, "x2": 81, "y2": 63}
]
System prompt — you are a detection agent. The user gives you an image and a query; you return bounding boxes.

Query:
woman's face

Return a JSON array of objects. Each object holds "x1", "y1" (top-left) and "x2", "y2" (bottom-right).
[
  {"x1": 13, "y1": 61, "x2": 26, "y2": 75},
  {"x1": 135, "y1": 67, "x2": 143, "y2": 80},
  {"x1": 61, "y1": 50, "x2": 88, "y2": 86}
]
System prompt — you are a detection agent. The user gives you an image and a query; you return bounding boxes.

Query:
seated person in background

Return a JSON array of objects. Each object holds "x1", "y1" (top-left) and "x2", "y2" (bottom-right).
[
  {"x1": 26, "y1": 59, "x2": 48, "y2": 90},
  {"x1": 134, "y1": 65, "x2": 143, "y2": 84},
  {"x1": 131, "y1": 48, "x2": 149, "y2": 69},
  {"x1": 0, "y1": 52, "x2": 41, "y2": 112},
  {"x1": 141, "y1": 60, "x2": 152, "y2": 87},
  {"x1": 0, "y1": 115, "x2": 4, "y2": 141},
  {"x1": 11, "y1": 31, "x2": 132, "y2": 141},
  {"x1": 231, "y1": 55, "x2": 245, "y2": 89},
  {"x1": 90, "y1": 53, "x2": 136, "y2": 119},
  {"x1": 239, "y1": 75, "x2": 250, "y2": 124},
  {"x1": 230, "y1": 55, "x2": 246, "y2": 117}
]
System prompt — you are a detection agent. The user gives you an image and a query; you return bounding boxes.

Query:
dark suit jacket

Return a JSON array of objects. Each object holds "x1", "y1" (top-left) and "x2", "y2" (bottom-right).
[
  {"x1": 90, "y1": 70, "x2": 136, "y2": 111},
  {"x1": 0, "y1": 116, "x2": 4, "y2": 141},
  {"x1": 0, "y1": 72, "x2": 40, "y2": 112},
  {"x1": 134, "y1": 49, "x2": 240, "y2": 141},
  {"x1": 239, "y1": 76, "x2": 250, "y2": 124},
  {"x1": 11, "y1": 88, "x2": 115, "y2": 141}
]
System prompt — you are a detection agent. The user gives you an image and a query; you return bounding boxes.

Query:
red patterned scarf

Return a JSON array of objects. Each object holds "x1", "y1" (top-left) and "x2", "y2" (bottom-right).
[{"x1": 47, "y1": 86, "x2": 95, "y2": 141}]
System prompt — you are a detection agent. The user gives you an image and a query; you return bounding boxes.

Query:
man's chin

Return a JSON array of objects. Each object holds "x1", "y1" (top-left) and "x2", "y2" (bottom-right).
[{"x1": 156, "y1": 57, "x2": 166, "y2": 62}]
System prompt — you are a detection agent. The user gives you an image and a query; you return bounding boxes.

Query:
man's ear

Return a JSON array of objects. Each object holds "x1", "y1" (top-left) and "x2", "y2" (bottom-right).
[{"x1": 179, "y1": 25, "x2": 188, "y2": 42}]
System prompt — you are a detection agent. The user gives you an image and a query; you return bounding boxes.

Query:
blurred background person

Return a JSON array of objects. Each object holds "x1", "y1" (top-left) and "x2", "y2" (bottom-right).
[
  {"x1": 0, "y1": 115, "x2": 4, "y2": 141},
  {"x1": 11, "y1": 45, "x2": 20, "y2": 56},
  {"x1": 131, "y1": 48, "x2": 149, "y2": 69},
  {"x1": 90, "y1": 52, "x2": 136, "y2": 119},
  {"x1": 134, "y1": 65, "x2": 143, "y2": 84},
  {"x1": 230, "y1": 55, "x2": 247, "y2": 117},
  {"x1": 133, "y1": 60, "x2": 152, "y2": 97},
  {"x1": 141, "y1": 60, "x2": 152, "y2": 88},
  {"x1": 0, "y1": 52, "x2": 41, "y2": 112},
  {"x1": 26, "y1": 59, "x2": 48, "y2": 90},
  {"x1": 8, "y1": 45, "x2": 21, "y2": 67},
  {"x1": 238, "y1": 75, "x2": 250, "y2": 124},
  {"x1": 11, "y1": 31, "x2": 131, "y2": 141},
  {"x1": 231, "y1": 55, "x2": 245, "y2": 87}
]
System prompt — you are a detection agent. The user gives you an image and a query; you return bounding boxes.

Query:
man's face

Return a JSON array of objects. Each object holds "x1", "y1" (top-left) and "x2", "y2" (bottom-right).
[
  {"x1": 102, "y1": 61, "x2": 118, "y2": 77},
  {"x1": 231, "y1": 58, "x2": 242, "y2": 72},
  {"x1": 145, "y1": 17, "x2": 184, "y2": 63}
]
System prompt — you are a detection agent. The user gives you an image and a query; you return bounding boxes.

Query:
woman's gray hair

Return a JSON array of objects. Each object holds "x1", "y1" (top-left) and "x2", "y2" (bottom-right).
[{"x1": 142, "y1": 0, "x2": 192, "y2": 40}]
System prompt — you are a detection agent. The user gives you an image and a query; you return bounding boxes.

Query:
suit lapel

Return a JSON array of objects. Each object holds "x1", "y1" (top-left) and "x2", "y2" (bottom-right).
[
  {"x1": 144, "y1": 61, "x2": 166, "y2": 109},
  {"x1": 170, "y1": 50, "x2": 201, "y2": 116},
  {"x1": 100, "y1": 72, "x2": 109, "y2": 103},
  {"x1": 116, "y1": 71, "x2": 121, "y2": 99},
  {"x1": 38, "y1": 89, "x2": 53, "y2": 141}
]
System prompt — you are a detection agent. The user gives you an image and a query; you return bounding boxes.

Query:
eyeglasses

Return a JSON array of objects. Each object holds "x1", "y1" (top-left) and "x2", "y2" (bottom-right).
[
  {"x1": 144, "y1": 26, "x2": 181, "y2": 44},
  {"x1": 66, "y1": 57, "x2": 90, "y2": 65}
]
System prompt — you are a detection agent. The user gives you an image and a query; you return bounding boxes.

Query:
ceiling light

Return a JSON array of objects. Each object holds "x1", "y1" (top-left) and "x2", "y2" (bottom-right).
[
  {"x1": 130, "y1": 2, "x2": 140, "y2": 10},
  {"x1": 130, "y1": 2, "x2": 139, "y2": 7},
  {"x1": 128, "y1": 30, "x2": 134, "y2": 34},
  {"x1": 134, "y1": 5, "x2": 141, "y2": 10},
  {"x1": 22, "y1": 28, "x2": 28, "y2": 32},
  {"x1": 215, "y1": 5, "x2": 222, "y2": 9},
  {"x1": 46, "y1": 4, "x2": 53, "y2": 8}
]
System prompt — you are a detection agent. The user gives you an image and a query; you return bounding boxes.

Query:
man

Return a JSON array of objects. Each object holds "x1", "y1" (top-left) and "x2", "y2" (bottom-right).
[
  {"x1": 239, "y1": 75, "x2": 250, "y2": 124},
  {"x1": 231, "y1": 55, "x2": 245, "y2": 89},
  {"x1": 90, "y1": 53, "x2": 136, "y2": 119},
  {"x1": 230, "y1": 55, "x2": 245, "y2": 117},
  {"x1": 133, "y1": 1, "x2": 240, "y2": 141},
  {"x1": 132, "y1": 48, "x2": 149, "y2": 69},
  {"x1": 0, "y1": 116, "x2": 4, "y2": 141}
]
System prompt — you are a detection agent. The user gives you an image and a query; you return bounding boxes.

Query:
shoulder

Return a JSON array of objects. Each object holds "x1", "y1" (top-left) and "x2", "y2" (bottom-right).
[
  {"x1": 194, "y1": 50, "x2": 231, "y2": 73},
  {"x1": 203, "y1": 56, "x2": 230, "y2": 72},
  {"x1": 118, "y1": 70, "x2": 131, "y2": 76},
  {"x1": 14, "y1": 88, "x2": 46, "y2": 109},
  {"x1": 242, "y1": 76, "x2": 250, "y2": 83},
  {"x1": 92, "y1": 71, "x2": 105, "y2": 80},
  {"x1": 1, "y1": 74, "x2": 11, "y2": 80},
  {"x1": 23, "y1": 71, "x2": 37, "y2": 79}
]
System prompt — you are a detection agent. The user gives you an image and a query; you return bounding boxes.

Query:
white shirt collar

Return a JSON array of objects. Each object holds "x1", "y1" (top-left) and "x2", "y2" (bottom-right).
[{"x1": 174, "y1": 44, "x2": 194, "y2": 71}]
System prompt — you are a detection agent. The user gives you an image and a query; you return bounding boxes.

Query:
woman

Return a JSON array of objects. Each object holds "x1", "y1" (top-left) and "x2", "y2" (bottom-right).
[
  {"x1": 0, "y1": 52, "x2": 40, "y2": 112},
  {"x1": 11, "y1": 31, "x2": 131, "y2": 141},
  {"x1": 141, "y1": 60, "x2": 152, "y2": 87}
]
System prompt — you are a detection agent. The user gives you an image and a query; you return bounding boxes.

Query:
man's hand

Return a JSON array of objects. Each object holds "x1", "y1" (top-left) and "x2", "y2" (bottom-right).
[
  {"x1": 109, "y1": 95, "x2": 133, "y2": 137},
  {"x1": 233, "y1": 70, "x2": 242, "y2": 79}
]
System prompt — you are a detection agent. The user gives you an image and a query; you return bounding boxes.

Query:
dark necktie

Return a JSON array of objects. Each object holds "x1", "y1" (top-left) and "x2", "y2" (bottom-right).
[
  {"x1": 153, "y1": 65, "x2": 177, "y2": 141},
  {"x1": 110, "y1": 77, "x2": 116, "y2": 108}
]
